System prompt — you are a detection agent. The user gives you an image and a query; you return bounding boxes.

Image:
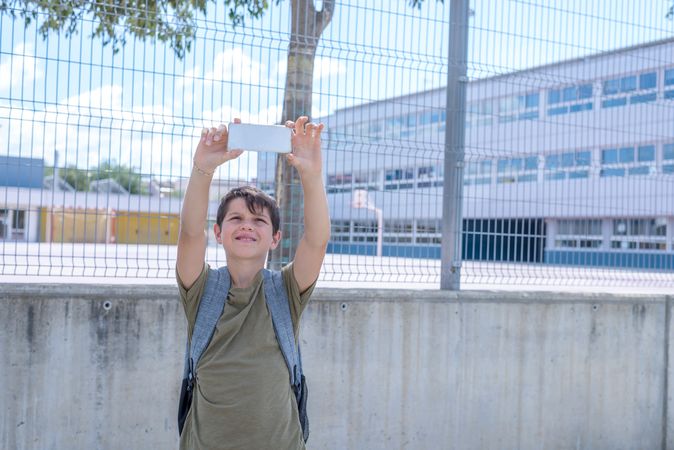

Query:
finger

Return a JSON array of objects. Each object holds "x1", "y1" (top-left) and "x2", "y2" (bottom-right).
[
  {"x1": 233, "y1": 118, "x2": 241, "y2": 124},
  {"x1": 206, "y1": 127, "x2": 217, "y2": 144},
  {"x1": 285, "y1": 153, "x2": 299, "y2": 168},
  {"x1": 306, "y1": 122, "x2": 316, "y2": 137},
  {"x1": 285, "y1": 120, "x2": 295, "y2": 130},
  {"x1": 200, "y1": 127, "x2": 208, "y2": 141},
  {"x1": 214, "y1": 124, "x2": 226, "y2": 141},
  {"x1": 295, "y1": 116, "x2": 309, "y2": 135},
  {"x1": 315, "y1": 123, "x2": 325, "y2": 137}
]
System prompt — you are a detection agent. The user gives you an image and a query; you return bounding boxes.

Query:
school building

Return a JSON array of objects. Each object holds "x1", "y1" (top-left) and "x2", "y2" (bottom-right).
[
  {"x1": 0, "y1": 155, "x2": 183, "y2": 245},
  {"x1": 258, "y1": 37, "x2": 674, "y2": 270}
]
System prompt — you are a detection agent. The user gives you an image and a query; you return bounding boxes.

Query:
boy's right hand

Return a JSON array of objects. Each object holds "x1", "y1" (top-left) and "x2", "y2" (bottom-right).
[{"x1": 193, "y1": 119, "x2": 243, "y2": 173}]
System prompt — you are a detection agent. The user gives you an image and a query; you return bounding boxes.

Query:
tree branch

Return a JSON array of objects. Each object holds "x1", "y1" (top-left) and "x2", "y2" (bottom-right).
[{"x1": 317, "y1": 0, "x2": 335, "y2": 34}]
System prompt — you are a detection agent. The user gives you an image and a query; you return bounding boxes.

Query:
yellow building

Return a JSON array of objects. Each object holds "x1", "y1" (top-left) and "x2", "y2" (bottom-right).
[
  {"x1": 39, "y1": 208, "x2": 179, "y2": 245},
  {"x1": 41, "y1": 207, "x2": 112, "y2": 243},
  {"x1": 114, "y1": 211, "x2": 179, "y2": 245}
]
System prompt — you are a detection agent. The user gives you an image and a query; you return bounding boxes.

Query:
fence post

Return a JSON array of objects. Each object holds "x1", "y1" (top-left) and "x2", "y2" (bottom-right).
[{"x1": 441, "y1": 0, "x2": 470, "y2": 290}]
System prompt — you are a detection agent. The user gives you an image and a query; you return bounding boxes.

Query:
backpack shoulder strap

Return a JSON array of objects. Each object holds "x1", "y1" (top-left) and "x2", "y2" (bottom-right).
[
  {"x1": 262, "y1": 268, "x2": 301, "y2": 386},
  {"x1": 185, "y1": 266, "x2": 231, "y2": 378}
]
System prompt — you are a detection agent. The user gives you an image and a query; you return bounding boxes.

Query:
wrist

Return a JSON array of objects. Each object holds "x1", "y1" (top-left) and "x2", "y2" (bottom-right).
[
  {"x1": 192, "y1": 161, "x2": 215, "y2": 177},
  {"x1": 299, "y1": 170, "x2": 324, "y2": 186}
]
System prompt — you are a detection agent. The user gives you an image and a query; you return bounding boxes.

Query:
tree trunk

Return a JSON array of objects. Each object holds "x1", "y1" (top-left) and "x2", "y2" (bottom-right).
[{"x1": 269, "y1": 0, "x2": 334, "y2": 269}]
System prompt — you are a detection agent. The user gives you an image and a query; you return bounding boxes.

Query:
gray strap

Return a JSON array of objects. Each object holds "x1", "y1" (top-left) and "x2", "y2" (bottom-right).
[
  {"x1": 183, "y1": 267, "x2": 299, "y2": 387},
  {"x1": 188, "y1": 267, "x2": 231, "y2": 376},
  {"x1": 262, "y1": 269, "x2": 301, "y2": 386}
]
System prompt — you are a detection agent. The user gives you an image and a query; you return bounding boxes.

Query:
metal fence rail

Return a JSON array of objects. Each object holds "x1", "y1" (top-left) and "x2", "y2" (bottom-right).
[{"x1": 1, "y1": 0, "x2": 673, "y2": 289}]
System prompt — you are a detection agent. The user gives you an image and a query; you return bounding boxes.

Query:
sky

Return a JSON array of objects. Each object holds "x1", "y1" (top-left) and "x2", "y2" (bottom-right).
[{"x1": 0, "y1": 0, "x2": 673, "y2": 181}]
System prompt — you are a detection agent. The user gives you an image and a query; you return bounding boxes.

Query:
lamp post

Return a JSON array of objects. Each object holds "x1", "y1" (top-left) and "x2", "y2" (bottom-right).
[{"x1": 352, "y1": 189, "x2": 383, "y2": 257}]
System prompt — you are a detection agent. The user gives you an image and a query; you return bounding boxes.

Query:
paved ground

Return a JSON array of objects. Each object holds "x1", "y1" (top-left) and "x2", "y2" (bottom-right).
[{"x1": 1, "y1": 242, "x2": 673, "y2": 293}]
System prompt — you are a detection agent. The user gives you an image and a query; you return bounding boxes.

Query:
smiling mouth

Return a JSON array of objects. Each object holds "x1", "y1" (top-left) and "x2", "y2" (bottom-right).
[{"x1": 235, "y1": 236, "x2": 257, "y2": 242}]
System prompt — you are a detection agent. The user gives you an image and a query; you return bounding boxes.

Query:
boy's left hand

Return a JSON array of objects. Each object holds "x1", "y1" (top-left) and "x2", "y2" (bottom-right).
[{"x1": 285, "y1": 116, "x2": 324, "y2": 178}]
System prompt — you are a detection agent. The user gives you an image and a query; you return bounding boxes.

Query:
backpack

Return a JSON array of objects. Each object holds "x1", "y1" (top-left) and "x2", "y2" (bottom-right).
[{"x1": 177, "y1": 266, "x2": 309, "y2": 442}]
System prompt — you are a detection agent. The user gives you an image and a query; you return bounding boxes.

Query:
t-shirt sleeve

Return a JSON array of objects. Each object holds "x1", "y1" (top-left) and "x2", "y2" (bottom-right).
[
  {"x1": 176, "y1": 262, "x2": 210, "y2": 338},
  {"x1": 281, "y1": 262, "x2": 317, "y2": 337}
]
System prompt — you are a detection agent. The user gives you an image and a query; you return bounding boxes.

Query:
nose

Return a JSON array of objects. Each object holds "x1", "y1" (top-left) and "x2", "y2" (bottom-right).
[{"x1": 239, "y1": 220, "x2": 254, "y2": 230}]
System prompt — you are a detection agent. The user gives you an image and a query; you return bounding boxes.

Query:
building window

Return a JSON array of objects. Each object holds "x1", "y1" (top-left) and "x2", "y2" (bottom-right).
[
  {"x1": 665, "y1": 68, "x2": 674, "y2": 100},
  {"x1": 416, "y1": 219, "x2": 441, "y2": 244},
  {"x1": 497, "y1": 92, "x2": 539, "y2": 123},
  {"x1": 383, "y1": 220, "x2": 413, "y2": 244},
  {"x1": 464, "y1": 160, "x2": 492, "y2": 185},
  {"x1": 602, "y1": 71, "x2": 657, "y2": 108},
  {"x1": 384, "y1": 221, "x2": 413, "y2": 234},
  {"x1": 417, "y1": 165, "x2": 443, "y2": 188},
  {"x1": 330, "y1": 220, "x2": 351, "y2": 242},
  {"x1": 466, "y1": 99, "x2": 495, "y2": 128},
  {"x1": 387, "y1": 116, "x2": 407, "y2": 134},
  {"x1": 12, "y1": 210, "x2": 25, "y2": 230},
  {"x1": 555, "y1": 219, "x2": 602, "y2": 249},
  {"x1": 544, "y1": 151, "x2": 591, "y2": 181},
  {"x1": 600, "y1": 145, "x2": 655, "y2": 177},
  {"x1": 497, "y1": 156, "x2": 538, "y2": 184},
  {"x1": 352, "y1": 220, "x2": 378, "y2": 243},
  {"x1": 417, "y1": 166, "x2": 436, "y2": 179},
  {"x1": 327, "y1": 173, "x2": 352, "y2": 185},
  {"x1": 0, "y1": 209, "x2": 26, "y2": 241},
  {"x1": 611, "y1": 218, "x2": 667, "y2": 251},
  {"x1": 0, "y1": 209, "x2": 7, "y2": 239},
  {"x1": 326, "y1": 173, "x2": 353, "y2": 193},
  {"x1": 547, "y1": 83, "x2": 593, "y2": 116},
  {"x1": 416, "y1": 219, "x2": 439, "y2": 234},
  {"x1": 663, "y1": 143, "x2": 674, "y2": 174},
  {"x1": 353, "y1": 170, "x2": 379, "y2": 191},
  {"x1": 332, "y1": 220, "x2": 351, "y2": 234},
  {"x1": 402, "y1": 111, "x2": 443, "y2": 140},
  {"x1": 385, "y1": 167, "x2": 415, "y2": 190}
]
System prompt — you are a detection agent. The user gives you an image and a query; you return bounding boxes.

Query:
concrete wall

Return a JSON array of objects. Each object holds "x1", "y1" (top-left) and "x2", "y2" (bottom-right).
[{"x1": 1, "y1": 285, "x2": 671, "y2": 450}]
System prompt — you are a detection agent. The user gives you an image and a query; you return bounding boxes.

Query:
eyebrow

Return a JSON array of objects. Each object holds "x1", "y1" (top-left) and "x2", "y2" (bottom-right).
[{"x1": 226, "y1": 210, "x2": 269, "y2": 219}]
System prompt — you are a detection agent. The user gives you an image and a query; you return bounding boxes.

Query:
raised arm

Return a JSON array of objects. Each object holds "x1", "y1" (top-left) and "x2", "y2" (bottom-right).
[
  {"x1": 176, "y1": 122, "x2": 243, "y2": 289},
  {"x1": 285, "y1": 116, "x2": 331, "y2": 293}
]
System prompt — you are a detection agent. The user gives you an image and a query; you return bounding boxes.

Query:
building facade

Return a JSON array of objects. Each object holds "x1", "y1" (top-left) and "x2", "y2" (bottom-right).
[{"x1": 259, "y1": 38, "x2": 674, "y2": 270}]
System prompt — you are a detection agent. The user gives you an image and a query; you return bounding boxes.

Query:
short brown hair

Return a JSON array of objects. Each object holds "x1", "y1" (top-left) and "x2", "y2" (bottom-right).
[{"x1": 216, "y1": 186, "x2": 280, "y2": 234}]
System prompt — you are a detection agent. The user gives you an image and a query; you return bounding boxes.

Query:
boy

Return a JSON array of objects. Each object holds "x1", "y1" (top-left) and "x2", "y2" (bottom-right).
[{"x1": 176, "y1": 116, "x2": 330, "y2": 450}]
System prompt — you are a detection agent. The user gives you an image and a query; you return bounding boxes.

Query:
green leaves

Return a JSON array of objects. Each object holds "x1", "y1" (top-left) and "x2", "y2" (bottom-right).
[
  {"x1": 1, "y1": 0, "x2": 215, "y2": 58},
  {"x1": 46, "y1": 162, "x2": 144, "y2": 194},
  {"x1": 1, "y1": 0, "x2": 293, "y2": 58},
  {"x1": 91, "y1": 161, "x2": 143, "y2": 194}
]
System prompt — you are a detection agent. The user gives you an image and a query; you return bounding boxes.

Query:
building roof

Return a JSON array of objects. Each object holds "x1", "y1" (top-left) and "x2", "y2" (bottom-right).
[{"x1": 330, "y1": 36, "x2": 674, "y2": 115}]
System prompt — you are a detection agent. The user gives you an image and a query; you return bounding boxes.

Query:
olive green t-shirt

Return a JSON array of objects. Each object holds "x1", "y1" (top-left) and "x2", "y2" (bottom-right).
[{"x1": 177, "y1": 262, "x2": 315, "y2": 450}]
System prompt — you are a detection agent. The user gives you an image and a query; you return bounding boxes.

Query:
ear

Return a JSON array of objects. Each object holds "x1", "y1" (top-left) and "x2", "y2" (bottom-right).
[
  {"x1": 270, "y1": 230, "x2": 282, "y2": 250},
  {"x1": 213, "y1": 223, "x2": 223, "y2": 244}
]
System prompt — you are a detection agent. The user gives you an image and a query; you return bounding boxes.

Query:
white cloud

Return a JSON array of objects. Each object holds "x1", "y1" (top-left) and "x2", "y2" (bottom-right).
[
  {"x1": 204, "y1": 48, "x2": 265, "y2": 85},
  {"x1": 62, "y1": 85, "x2": 123, "y2": 110},
  {"x1": 0, "y1": 43, "x2": 43, "y2": 92},
  {"x1": 176, "y1": 67, "x2": 201, "y2": 91},
  {"x1": 313, "y1": 56, "x2": 348, "y2": 80}
]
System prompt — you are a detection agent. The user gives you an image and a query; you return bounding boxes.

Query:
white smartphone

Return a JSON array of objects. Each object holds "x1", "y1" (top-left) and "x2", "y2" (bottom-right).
[{"x1": 227, "y1": 123, "x2": 292, "y2": 153}]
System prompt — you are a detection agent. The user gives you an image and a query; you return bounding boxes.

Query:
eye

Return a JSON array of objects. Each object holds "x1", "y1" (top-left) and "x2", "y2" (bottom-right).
[{"x1": 255, "y1": 218, "x2": 267, "y2": 223}]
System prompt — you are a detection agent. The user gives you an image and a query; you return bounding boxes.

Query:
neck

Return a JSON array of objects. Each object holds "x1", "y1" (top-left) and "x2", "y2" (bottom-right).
[{"x1": 226, "y1": 257, "x2": 266, "y2": 289}]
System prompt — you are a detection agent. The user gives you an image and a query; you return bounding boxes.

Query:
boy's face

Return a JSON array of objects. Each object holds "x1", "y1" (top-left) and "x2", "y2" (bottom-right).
[{"x1": 214, "y1": 198, "x2": 281, "y2": 262}]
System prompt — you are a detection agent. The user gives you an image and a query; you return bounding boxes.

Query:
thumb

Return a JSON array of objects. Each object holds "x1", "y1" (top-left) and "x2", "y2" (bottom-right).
[
  {"x1": 286, "y1": 153, "x2": 300, "y2": 168},
  {"x1": 222, "y1": 149, "x2": 243, "y2": 163}
]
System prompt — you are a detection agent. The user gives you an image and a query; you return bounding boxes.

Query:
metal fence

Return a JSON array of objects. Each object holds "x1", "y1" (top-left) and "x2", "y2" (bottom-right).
[{"x1": 1, "y1": 0, "x2": 674, "y2": 289}]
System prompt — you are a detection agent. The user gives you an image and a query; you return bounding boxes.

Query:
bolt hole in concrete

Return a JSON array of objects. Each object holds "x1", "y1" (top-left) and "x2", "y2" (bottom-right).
[
  {"x1": 103, "y1": 301, "x2": 112, "y2": 311},
  {"x1": 592, "y1": 304, "x2": 599, "y2": 311},
  {"x1": 341, "y1": 303, "x2": 348, "y2": 311}
]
